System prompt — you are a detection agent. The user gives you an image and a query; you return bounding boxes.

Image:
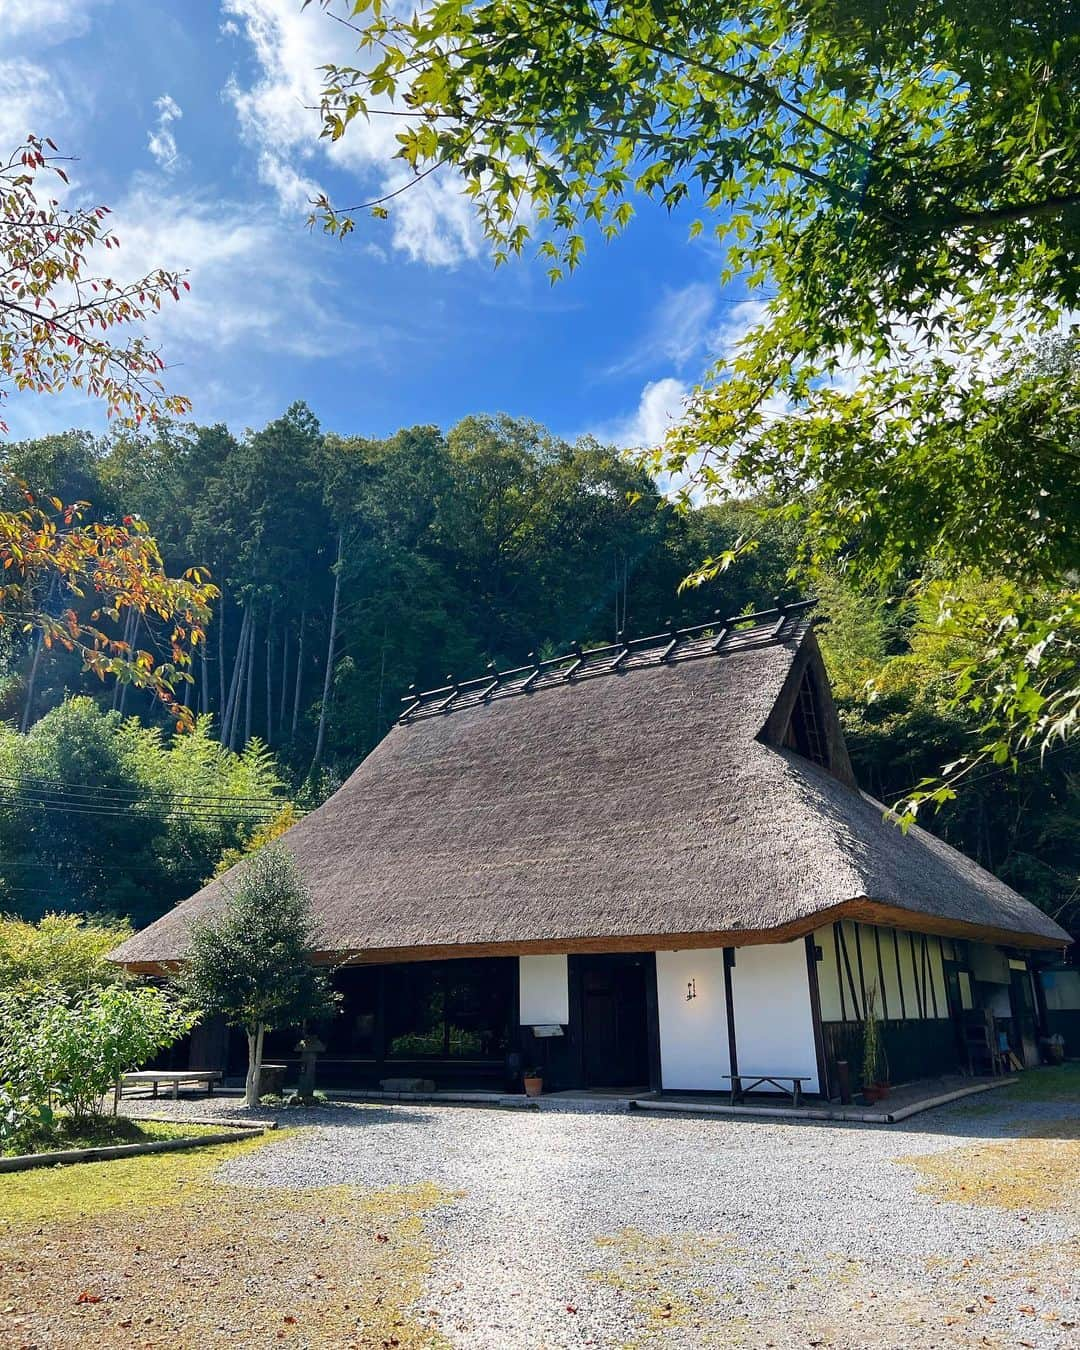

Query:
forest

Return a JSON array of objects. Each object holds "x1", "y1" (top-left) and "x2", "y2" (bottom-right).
[{"x1": 0, "y1": 405, "x2": 1077, "y2": 938}]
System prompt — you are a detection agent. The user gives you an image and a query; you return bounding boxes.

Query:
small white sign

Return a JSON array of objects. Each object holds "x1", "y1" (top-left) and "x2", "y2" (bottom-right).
[{"x1": 531, "y1": 1024, "x2": 564, "y2": 1038}]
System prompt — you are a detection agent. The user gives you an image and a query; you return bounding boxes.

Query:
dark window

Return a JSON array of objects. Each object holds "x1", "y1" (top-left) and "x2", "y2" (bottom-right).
[
  {"x1": 385, "y1": 960, "x2": 513, "y2": 1060},
  {"x1": 315, "y1": 966, "x2": 379, "y2": 1060},
  {"x1": 785, "y1": 668, "x2": 830, "y2": 768}
]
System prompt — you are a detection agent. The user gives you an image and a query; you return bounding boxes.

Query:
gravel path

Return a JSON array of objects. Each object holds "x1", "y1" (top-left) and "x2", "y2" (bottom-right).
[{"x1": 123, "y1": 1093, "x2": 1079, "y2": 1348}]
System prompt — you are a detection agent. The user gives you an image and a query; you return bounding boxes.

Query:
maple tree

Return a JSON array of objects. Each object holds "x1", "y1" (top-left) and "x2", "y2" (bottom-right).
[
  {"x1": 1, "y1": 493, "x2": 215, "y2": 727},
  {"x1": 1, "y1": 136, "x2": 190, "y2": 432},
  {"x1": 1, "y1": 136, "x2": 211, "y2": 722},
  {"x1": 308, "y1": 0, "x2": 1080, "y2": 807}
]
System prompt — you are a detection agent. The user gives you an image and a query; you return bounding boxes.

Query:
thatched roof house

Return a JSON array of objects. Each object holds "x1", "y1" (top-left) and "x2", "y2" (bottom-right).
[{"x1": 117, "y1": 604, "x2": 1069, "y2": 1097}]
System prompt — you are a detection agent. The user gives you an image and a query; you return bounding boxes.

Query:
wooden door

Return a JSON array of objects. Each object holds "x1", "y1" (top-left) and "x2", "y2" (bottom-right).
[{"x1": 581, "y1": 958, "x2": 649, "y2": 1087}]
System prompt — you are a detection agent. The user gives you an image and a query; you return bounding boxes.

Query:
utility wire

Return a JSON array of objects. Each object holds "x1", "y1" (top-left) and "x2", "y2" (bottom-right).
[
  {"x1": 0, "y1": 795, "x2": 280, "y2": 823},
  {"x1": 0, "y1": 772, "x2": 283, "y2": 806}
]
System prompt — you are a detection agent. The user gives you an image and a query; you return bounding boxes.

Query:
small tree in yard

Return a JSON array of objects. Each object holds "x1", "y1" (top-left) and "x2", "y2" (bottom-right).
[
  {"x1": 178, "y1": 844, "x2": 338, "y2": 1107},
  {"x1": 0, "y1": 982, "x2": 195, "y2": 1150}
]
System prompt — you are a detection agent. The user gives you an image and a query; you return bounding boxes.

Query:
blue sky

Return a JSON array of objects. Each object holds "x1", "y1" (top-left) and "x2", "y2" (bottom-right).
[{"x1": 2, "y1": 0, "x2": 762, "y2": 449}]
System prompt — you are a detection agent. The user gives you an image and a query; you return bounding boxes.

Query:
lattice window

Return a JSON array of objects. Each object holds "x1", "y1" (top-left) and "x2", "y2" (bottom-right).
[{"x1": 785, "y1": 668, "x2": 830, "y2": 768}]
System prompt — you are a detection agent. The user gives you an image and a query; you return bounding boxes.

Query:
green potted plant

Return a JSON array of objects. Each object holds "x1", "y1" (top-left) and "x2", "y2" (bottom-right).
[
  {"x1": 522, "y1": 1067, "x2": 544, "y2": 1098},
  {"x1": 861, "y1": 986, "x2": 889, "y2": 1103}
]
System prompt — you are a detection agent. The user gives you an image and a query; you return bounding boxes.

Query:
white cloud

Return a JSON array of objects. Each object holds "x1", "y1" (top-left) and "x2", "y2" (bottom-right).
[
  {"x1": 101, "y1": 182, "x2": 371, "y2": 360},
  {"x1": 0, "y1": 61, "x2": 63, "y2": 149},
  {"x1": 606, "y1": 282, "x2": 718, "y2": 377},
  {"x1": 709, "y1": 298, "x2": 770, "y2": 361},
  {"x1": 594, "y1": 377, "x2": 690, "y2": 450},
  {"x1": 0, "y1": 0, "x2": 108, "y2": 45},
  {"x1": 222, "y1": 0, "x2": 482, "y2": 267},
  {"x1": 147, "y1": 93, "x2": 183, "y2": 173},
  {"x1": 605, "y1": 285, "x2": 772, "y2": 384},
  {"x1": 2, "y1": 179, "x2": 393, "y2": 437}
]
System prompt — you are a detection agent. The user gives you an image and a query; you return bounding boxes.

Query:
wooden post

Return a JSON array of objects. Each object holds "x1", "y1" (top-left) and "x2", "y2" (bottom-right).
[
  {"x1": 805, "y1": 934, "x2": 831, "y2": 1100},
  {"x1": 644, "y1": 953, "x2": 662, "y2": 1093},
  {"x1": 723, "y1": 947, "x2": 739, "y2": 1084}
]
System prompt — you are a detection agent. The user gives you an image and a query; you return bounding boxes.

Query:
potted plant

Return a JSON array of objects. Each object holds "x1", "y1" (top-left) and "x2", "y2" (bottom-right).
[
  {"x1": 522, "y1": 1067, "x2": 544, "y2": 1098},
  {"x1": 861, "y1": 987, "x2": 889, "y2": 1102}
]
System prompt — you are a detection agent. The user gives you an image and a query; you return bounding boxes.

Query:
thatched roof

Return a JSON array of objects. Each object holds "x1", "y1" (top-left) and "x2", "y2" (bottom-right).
[{"x1": 114, "y1": 609, "x2": 1070, "y2": 969}]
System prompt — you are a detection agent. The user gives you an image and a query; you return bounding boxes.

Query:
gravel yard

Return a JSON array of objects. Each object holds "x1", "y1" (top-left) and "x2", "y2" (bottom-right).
[{"x1": 104, "y1": 1081, "x2": 1080, "y2": 1350}]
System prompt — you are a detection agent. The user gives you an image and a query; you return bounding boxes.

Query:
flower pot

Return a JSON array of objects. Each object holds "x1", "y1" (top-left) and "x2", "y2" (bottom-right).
[
  {"x1": 862, "y1": 1084, "x2": 881, "y2": 1104},
  {"x1": 875, "y1": 1081, "x2": 891, "y2": 1099},
  {"x1": 523, "y1": 1075, "x2": 543, "y2": 1098}
]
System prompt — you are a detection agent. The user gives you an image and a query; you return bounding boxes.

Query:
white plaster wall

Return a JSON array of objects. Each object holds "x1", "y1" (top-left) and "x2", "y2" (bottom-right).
[
  {"x1": 729, "y1": 940, "x2": 819, "y2": 1092},
  {"x1": 1043, "y1": 968, "x2": 1080, "y2": 1012},
  {"x1": 519, "y1": 954, "x2": 569, "y2": 1024},
  {"x1": 656, "y1": 949, "x2": 731, "y2": 1090}
]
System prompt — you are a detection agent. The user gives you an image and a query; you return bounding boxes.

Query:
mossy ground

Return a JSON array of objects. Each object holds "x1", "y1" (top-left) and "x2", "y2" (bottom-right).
[
  {"x1": 0, "y1": 1130, "x2": 453, "y2": 1348},
  {"x1": 901, "y1": 1117, "x2": 1080, "y2": 1212},
  {"x1": 2, "y1": 1114, "x2": 223, "y2": 1158}
]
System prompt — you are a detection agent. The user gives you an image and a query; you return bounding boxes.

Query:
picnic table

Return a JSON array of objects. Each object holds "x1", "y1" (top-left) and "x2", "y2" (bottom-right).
[
  {"x1": 721, "y1": 1073, "x2": 809, "y2": 1108},
  {"x1": 115, "y1": 1070, "x2": 223, "y2": 1105}
]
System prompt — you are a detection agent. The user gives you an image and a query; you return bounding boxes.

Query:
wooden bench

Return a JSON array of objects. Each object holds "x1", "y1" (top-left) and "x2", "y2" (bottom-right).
[
  {"x1": 115, "y1": 1070, "x2": 223, "y2": 1105},
  {"x1": 721, "y1": 1074, "x2": 809, "y2": 1108}
]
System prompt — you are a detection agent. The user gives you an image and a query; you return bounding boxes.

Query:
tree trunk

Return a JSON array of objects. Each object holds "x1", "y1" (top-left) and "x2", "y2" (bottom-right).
[
  {"x1": 20, "y1": 628, "x2": 45, "y2": 734},
  {"x1": 374, "y1": 620, "x2": 388, "y2": 740},
  {"x1": 217, "y1": 593, "x2": 227, "y2": 715},
  {"x1": 292, "y1": 607, "x2": 307, "y2": 738},
  {"x1": 312, "y1": 532, "x2": 343, "y2": 770},
  {"x1": 279, "y1": 628, "x2": 290, "y2": 731},
  {"x1": 266, "y1": 603, "x2": 275, "y2": 743},
  {"x1": 221, "y1": 605, "x2": 250, "y2": 747},
  {"x1": 22, "y1": 577, "x2": 63, "y2": 731},
  {"x1": 201, "y1": 641, "x2": 210, "y2": 716},
  {"x1": 118, "y1": 614, "x2": 140, "y2": 717},
  {"x1": 244, "y1": 1024, "x2": 266, "y2": 1108},
  {"x1": 110, "y1": 608, "x2": 135, "y2": 713},
  {"x1": 244, "y1": 613, "x2": 255, "y2": 746}
]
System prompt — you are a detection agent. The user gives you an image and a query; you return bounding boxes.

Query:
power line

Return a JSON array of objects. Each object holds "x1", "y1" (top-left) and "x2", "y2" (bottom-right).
[
  {"x1": 0, "y1": 795, "x2": 281, "y2": 823},
  {"x1": 0, "y1": 771, "x2": 283, "y2": 806}
]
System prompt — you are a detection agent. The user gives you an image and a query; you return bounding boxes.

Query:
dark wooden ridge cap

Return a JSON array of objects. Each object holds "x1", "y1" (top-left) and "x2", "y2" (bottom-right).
[
  {"x1": 117, "y1": 895, "x2": 1067, "y2": 977},
  {"x1": 398, "y1": 596, "x2": 816, "y2": 723}
]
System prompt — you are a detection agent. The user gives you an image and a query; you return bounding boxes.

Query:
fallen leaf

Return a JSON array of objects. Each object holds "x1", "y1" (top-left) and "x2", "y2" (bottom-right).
[{"x1": 75, "y1": 1292, "x2": 102, "y2": 1305}]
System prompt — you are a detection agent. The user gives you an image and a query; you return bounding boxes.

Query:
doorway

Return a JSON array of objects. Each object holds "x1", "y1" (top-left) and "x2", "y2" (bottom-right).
[
  {"x1": 578, "y1": 954, "x2": 651, "y2": 1088},
  {"x1": 1009, "y1": 966, "x2": 1041, "y2": 1067}
]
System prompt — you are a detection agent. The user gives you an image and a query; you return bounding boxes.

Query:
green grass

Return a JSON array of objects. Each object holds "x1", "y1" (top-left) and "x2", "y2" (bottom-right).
[
  {"x1": 999, "y1": 1061, "x2": 1080, "y2": 1101},
  {"x1": 3, "y1": 1114, "x2": 224, "y2": 1158},
  {"x1": 0, "y1": 1129, "x2": 279, "y2": 1226}
]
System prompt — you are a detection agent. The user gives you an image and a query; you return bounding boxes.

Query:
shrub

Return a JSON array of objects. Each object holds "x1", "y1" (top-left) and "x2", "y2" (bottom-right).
[
  {"x1": 0, "y1": 982, "x2": 197, "y2": 1142},
  {"x1": 0, "y1": 913, "x2": 132, "y2": 994}
]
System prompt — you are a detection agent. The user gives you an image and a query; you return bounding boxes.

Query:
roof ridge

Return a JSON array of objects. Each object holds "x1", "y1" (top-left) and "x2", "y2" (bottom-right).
[{"x1": 399, "y1": 596, "x2": 816, "y2": 724}]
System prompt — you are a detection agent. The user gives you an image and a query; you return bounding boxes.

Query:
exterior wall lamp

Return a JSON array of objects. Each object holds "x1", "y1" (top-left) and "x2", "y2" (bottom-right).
[{"x1": 686, "y1": 978, "x2": 697, "y2": 1001}]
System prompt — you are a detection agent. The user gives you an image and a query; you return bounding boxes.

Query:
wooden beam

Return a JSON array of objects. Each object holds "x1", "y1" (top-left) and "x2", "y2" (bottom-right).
[
  {"x1": 723, "y1": 947, "x2": 739, "y2": 1079},
  {"x1": 804, "y1": 934, "x2": 830, "y2": 1100}
]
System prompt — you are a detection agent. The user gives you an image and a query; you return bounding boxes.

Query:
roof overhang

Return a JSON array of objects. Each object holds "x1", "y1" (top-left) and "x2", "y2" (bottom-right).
[{"x1": 115, "y1": 895, "x2": 1069, "y2": 976}]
